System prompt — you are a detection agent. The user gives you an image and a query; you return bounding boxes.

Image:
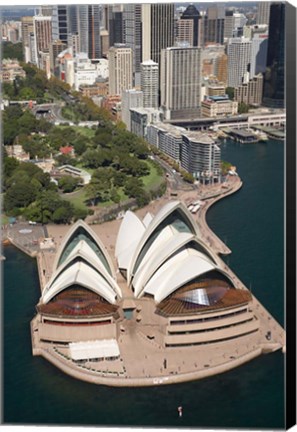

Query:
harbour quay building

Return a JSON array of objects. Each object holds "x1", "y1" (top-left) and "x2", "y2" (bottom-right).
[
  {"x1": 29, "y1": 201, "x2": 281, "y2": 385},
  {"x1": 147, "y1": 124, "x2": 221, "y2": 183}
]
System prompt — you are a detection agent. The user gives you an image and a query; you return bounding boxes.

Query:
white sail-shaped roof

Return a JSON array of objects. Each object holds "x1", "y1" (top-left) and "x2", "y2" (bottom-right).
[
  {"x1": 144, "y1": 249, "x2": 216, "y2": 303},
  {"x1": 133, "y1": 232, "x2": 195, "y2": 297},
  {"x1": 127, "y1": 201, "x2": 199, "y2": 284},
  {"x1": 42, "y1": 261, "x2": 117, "y2": 304},
  {"x1": 53, "y1": 219, "x2": 116, "y2": 278},
  {"x1": 115, "y1": 211, "x2": 145, "y2": 259},
  {"x1": 117, "y1": 240, "x2": 139, "y2": 271},
  {"x1": 42, "y1": 240, "x2": 121, "y2": 299},
  {"x1": 142, "y1": 212, "x2": 153, "y2": 227}
]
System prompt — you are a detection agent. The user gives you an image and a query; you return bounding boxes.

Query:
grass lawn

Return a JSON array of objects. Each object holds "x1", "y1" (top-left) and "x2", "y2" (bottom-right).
[
  {"x1": 74, "y1": 163, "x2": 95, "y2": 175},
  {"x1": 1, "y1": 215, "x2": 9, "y2": 225},
  {"x1": 61, "y1": 107, "x2": 79, "y2": 122},
  {"x1": 141, "y1": 160, "x2": 164, "y2": 190},
  {"x1": 63, "y1": 188, "x2": 88, "y2": 211},
  {"x1": 55, "y1": 125, "x2": 96, "y2": 139},
  {"x1": 63, "y1": 159, "x2": 163, "y2": 213}
]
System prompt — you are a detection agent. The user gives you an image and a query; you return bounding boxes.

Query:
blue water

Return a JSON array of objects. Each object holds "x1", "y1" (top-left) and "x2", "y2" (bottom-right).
[{"x1": 3, "y1": 139, "x2": 285, "y2": 428}]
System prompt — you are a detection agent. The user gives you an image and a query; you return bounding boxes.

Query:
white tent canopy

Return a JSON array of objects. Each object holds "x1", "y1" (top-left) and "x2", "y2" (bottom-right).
[{"x1": 69, "y1": 339, "x2": 120, "y2": 361}]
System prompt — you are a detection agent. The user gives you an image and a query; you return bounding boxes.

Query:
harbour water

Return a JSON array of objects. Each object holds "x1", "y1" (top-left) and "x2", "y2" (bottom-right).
[{"x1": 3, "y1": 139, "x2": 285, "y2": 429}]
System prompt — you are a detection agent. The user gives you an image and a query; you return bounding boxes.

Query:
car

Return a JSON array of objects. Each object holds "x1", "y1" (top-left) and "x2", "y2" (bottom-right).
[{"x1": 29, "y1": 221, "x2": 37, "y2": 225}]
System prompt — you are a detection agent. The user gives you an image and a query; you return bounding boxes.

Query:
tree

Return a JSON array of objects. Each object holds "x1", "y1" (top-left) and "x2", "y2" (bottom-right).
[
  {"x1": 225, "y1": 87, "x2": 235, "y2": 100},
  {"x1": 73, "y1": 207, "x2": 89, "y2": 221},
  {"x1": 110, "y1": 188, "x2": 121, "y2": 204},
  {"x1": 52, "y1": 204, "x2": 74, "y2": 224},
  {"x1": 2, "y1": 42, "x2": 24, "y2": 61},
  {"x1": 238, "y1": 102, "x2": 249, "y2": 114},
  {"x1": 19, "y1": 87, "x2": 37, "y2": 100},
  {"x1": 73, "y1": 137, "x2": 87, "y2": 156},
  {"x1": 4, "y1": 180, "x2": 38, "y2": 211},
  {"x1": 58, "y1": 176, "x2": 80, "y2": 193}
]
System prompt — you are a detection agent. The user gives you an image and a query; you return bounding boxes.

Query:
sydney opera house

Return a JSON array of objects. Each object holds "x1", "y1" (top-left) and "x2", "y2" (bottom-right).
[{"x1": 31, "y1": 201, "x2": 284, "y2": 385}]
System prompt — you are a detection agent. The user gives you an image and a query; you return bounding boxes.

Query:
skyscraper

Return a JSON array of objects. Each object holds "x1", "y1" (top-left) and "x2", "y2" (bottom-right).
[
  {"x1": 33, "y1": 15, "x2": 52, "y2": 67},
  {"x1": 227, "y1": 37, "x2": 251, "y2": 87},
  {"x1": 257, "y1": 2, "x2": 271, "y2": 25},
  {"x1": 121, "y1": 89, "x2": 144, "y2": 131},
  {"x1": 88, "y1": 5, "x2": 101, "y2": 61},
  {"x1": 108, "y1": 5, "x2": 124, "y2": 48},
  {"x1": 247, "y1": 25, "x2": 268, "y2": 78},
  {"x1": 205, "y1": 5, "x2": 225, "y2": 45},
  {"x1": 142, "y1": 4, "x2": 175, "y2": 66},
  {"x1": 141, "y1": 60, "x2": 159, "y2": 108},
  {"x1": 180, "y1": 4, "x2": 201, "y2": 46},
  {"x1": 108, "y1": 44, "x2": 133, "y2": 96},
  {"x1": 50, "y1": 40, "x2": 67, "y2": 75},
  {"x1": 123, "y1": 4, "x2": 142, "y2": 86},
  {"x1": 161, "y1": 45, "x2": 202, "y2": 120},
  {"x1": 263, "y1": 3, "x2": 285, "y2": 108},
  {"x1": 176, "y1": 19, "x2": 194, "y2": 46},
  {"x1": 51, "y1": 5, "x2": 68, "y2": 43},
  {"x1": 21, "y1": 16, "x2": 34, "y2": 62},
  {"x1": 77, "y1": 5, "x2": 101, "y2": 61}
]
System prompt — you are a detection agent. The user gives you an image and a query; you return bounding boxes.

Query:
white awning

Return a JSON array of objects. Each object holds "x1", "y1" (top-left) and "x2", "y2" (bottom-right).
[{"x1": 69, "y1": 339, "x2": 120, "y2": 361}]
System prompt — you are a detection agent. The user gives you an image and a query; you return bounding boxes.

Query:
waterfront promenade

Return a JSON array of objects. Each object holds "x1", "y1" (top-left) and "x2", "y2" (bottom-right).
[{"x1": 3, "y1": 177, "x2": 285, "y2": 386}]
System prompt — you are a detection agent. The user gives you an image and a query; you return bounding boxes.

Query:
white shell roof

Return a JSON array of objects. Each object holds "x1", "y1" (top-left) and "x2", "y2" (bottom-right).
[
  {"x1": 117, "y1": 240, "x2": 139, "y2": 270},
  {"x1": 132, "y1": 232, "x2": 194, "y2": 297},
  {"x1": 42, "y1": 239, "x2": 121, "y2": 300},
  {"x1": 144, "y1": 249, "x2": 216, "y2": 303},
  {"x1": 53, "y1": 219, "x2": 116, "y2": 278},
  {"x1": 115, "y1": 211, "x2": 145, "y2": 259},
  {"x1": 127, "y1": 201, "x2": 199, "y2": 284},
  {"x1": 42, "y1": 261, "x2": 117, "y2": 304},
  {"x1": 142, "y1": 212, "x2": 153, "y2": 227}
]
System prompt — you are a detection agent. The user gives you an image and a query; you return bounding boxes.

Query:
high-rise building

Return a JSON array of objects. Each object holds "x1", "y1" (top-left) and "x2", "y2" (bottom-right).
[
  {"x1": 257, "y1": 2, "x2": 271, "y2": 25},
  {"x1": 39, "y1": 51, "x2": 51, "y2": 79},
  {"x1": 123, "y1": 4, "x2": 142, "y2": 86},
  {"x1": 227, "y1": 37, "x2": 251, "y2": 87},
  {"x1": 121, "y1": 89, "x2": 144, "y2": 131},
  {"x1": 142, "y1": 4, "x2": 175, "y2": 67},
  {"x1": 88, "y1": 5, "x2": 101, "y2": 61},
  {"x1": 100, "y1": 29, "x2": 109, "y2": 58},
  {"x1": 50, "y1": 40, "x2": 67, "y2": 74},
  {"x1": 67, "y1": 5, "x2": 78, "y2": 36},
  {"x1": 205, "y1": 5, "x2": 225, "y2": 45},
  {"x1": 108, "y1": 5, "x2": 123, "y2": 48},
  {"x1": 77, "y1": 5, "x2": 101, "y2": 60},
  {"x1": 29, "y1": 31, "x2": 37, "y2": 64},
  {"x1": 234, "y1": 73, "x2": 264, "y2": 106},
  {"x1": 245, "y1": 25, "x2": 269, "y2": 78},
  {"x1": 176, "y1": 19, "x2": 194, "y2": 46},
  {"x1": 21, "y1": 16, "x2": 34, "y2": 62},
  {"x1": 108, "y1": 44, "x2": 133, "y2": 96},
  {"x1": 263, "y1": 3, "x2": 285, "y2": 108},
  {"x1": 215, "y1": 53, "x2": 228, "y2": 84},
  {"x1": 141, "y1": 60, "x2": 159, "y2": 109},
  {"x1": 51, "y1": 5, "x2": 68, "y2": 43},
  {"x1": 224, "y1": 10, "x2": 235, "y2": 39},
  {"x1": 180, "y1": 132, "x2": 221, "y2": 183},
  {"x1": 33, "y1": 15, "x2": 52, "y2": 67},
  {"x1": 39, "y1": 5, "x2": 53, "y2": 17},
  {"x1": 161, "y1": 45, "x2": 202, "y2": 120},
  {"x1": 180, "y1": 4, "x2": 201, "y2": 46},
  {"x1": 68, "y1": 33, "x2": 80, "y2": 57}
]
